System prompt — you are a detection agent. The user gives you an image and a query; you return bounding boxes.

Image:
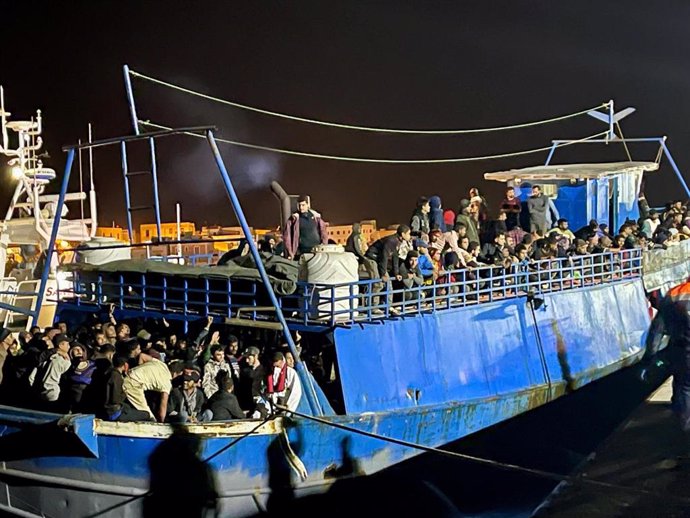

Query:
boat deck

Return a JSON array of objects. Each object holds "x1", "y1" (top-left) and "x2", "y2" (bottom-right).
[{"x1": 534, "y1": 376, "x2": 690, "y2": 517}]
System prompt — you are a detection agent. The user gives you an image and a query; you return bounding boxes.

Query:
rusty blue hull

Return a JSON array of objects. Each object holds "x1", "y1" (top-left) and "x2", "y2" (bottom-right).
[{"x1": 0, "y1": 277, "x2": 654, "y2": 517}]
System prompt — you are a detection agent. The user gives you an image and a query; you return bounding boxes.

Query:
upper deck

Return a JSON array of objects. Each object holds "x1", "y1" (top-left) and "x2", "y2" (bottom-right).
[{"x1": 58, "y1": 248, "x2": 644, "y2": 331}]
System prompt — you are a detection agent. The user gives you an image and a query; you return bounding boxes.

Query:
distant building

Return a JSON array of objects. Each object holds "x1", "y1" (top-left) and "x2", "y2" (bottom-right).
[
  {"x1": 326, "y1": 220, "x2": 379, "y2": 246},
  {"x1": 96, "y1": 226, "x2": 130, "y2": 243},
  {"x1": 139, "y1": 222, "x2": 196, "y2": 242}
]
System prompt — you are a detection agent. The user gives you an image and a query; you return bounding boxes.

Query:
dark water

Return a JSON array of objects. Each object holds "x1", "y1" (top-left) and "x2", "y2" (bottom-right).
[{"x1": 275, "y1": 356, "x2": 671, "y2": 518}]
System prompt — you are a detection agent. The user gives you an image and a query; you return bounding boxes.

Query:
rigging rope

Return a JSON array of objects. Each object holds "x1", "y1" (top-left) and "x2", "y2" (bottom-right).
[
  {"x1": 276, "y1": 405, "x2": 690, "y2": 506},
  {"x1": 129, "y1": 69, "x2": 608, "y2": 135},
  {"x1": 139, "y1": 120, "x2": 609, "y2": 164}
]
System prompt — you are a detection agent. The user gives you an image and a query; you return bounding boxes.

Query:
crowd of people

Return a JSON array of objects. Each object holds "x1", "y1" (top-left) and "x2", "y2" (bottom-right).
[
  {"x1": 341, "y1": 187, "x2": 690, "y2": 306},
  {"x1": 0, "y1": 307, "x2": 304, "y2": 423}
]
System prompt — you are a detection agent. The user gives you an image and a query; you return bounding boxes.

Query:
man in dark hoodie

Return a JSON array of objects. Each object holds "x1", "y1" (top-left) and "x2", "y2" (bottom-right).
[
  {"x1": 429, "y1": 196, "x2": 446, "y2": 232},
  {"x1": 365, "y1": 225, "x2": 411, "y2": 281},
  {"x1": 205, "y1": 371, "x2": 245, "y2": 420},
  {"x1": 410, "y1": 197, "x2": 431, "y2": 239}
]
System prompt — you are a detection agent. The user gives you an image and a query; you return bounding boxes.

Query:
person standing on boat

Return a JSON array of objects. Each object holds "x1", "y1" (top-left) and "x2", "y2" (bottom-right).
[
  {"x1": 282, "y1": 195, "x2": 328, "y2": 260},
  {"x1": 527, "y1": 185, "x2": 549, "y2": 234},
  {"x1": 409, "y1": 197, "x2": 431, "y2": 240},
  {"x1": 267, "y1": 351, "x2": 302, "y2": 413},
  {"x1": 501, "y1": 187, "x2": 522, "y2": 231}
]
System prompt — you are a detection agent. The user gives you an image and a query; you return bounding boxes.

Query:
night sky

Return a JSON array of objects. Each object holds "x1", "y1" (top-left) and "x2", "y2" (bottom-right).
[{"x1": 2, "y1": 2, "x2": 690, "y2": 231}]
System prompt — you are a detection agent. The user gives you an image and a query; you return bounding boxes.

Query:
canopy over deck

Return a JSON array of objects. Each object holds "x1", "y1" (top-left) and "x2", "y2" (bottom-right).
[{"x1": 484, "y1": 161, "x2": 659, "y2": 182}]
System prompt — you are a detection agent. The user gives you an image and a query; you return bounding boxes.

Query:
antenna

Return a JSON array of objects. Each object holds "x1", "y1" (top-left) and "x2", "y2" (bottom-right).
[{"x1": 587, "y1": 100, "x2": 636, "y2": 141}]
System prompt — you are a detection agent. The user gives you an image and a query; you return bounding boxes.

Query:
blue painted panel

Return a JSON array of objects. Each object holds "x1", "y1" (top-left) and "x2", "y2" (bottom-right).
[
  {"x1": 335, "y1": 280, "x2": 649, "y2": 414},
  {"x1": 531, "y1": 281, "x2": 648, "y2": 387},
  {"x1": 335, "y1": 298, "x2": 547, "y2": 414},
  {"x1": 553, "y1": 184, "x2": 587, "y2": 230}
]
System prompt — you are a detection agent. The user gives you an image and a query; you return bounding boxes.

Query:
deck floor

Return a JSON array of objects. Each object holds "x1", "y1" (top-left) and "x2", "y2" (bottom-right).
[{"x1": 534, "y1": 376, "x2": 690, "y2": 517}]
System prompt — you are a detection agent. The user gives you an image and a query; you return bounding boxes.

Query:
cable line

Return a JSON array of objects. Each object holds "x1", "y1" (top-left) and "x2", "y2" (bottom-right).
[
  {"x1": 276, "y1": 405, "x2": 690, "y2": 506},
  {"x1": 129, "y1": 68, "x2": 608, "y2": 135},
  {"x1": 139, "y1": 120, "x2": 609, "y2": 164}
]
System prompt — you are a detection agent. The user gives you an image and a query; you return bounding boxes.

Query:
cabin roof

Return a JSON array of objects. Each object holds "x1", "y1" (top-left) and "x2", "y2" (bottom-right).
[{"x1": 484, "y1": 161, "x2": 659, "y2": 182}]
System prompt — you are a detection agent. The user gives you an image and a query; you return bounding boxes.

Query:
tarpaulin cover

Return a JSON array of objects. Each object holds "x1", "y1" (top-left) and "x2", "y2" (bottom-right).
[{"x1": 64, "y1": 256, "x2": 299, "y2": 295}]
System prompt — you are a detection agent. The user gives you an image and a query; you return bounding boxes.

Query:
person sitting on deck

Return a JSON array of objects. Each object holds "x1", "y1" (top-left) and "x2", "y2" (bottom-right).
[
  {"x1": 282, "y1": 194, "x2": 329, "y2": 260},
  {"x1": 122, "y1": 358, "x2": 176, "y2": 423},
  {"x1": 574, "y1": 219, "x2": 599, "y2": 241},
  {"x1": 169, "y1": 370, "x2": 211, "y2": 423},
  {"x1": 365, "y1": 224, "x2": 411, "y2": 282},
  {"x1": 204, "y1": 371, "x2": 245, "y2": 421},
  {"x1": 414, "y1": 240, "x2": 436, "y2": 282},
  {"x1": 28, "y1": 334, "x2": 71, "y2": 410},
  {"x1": 60, "y1": 343, "x2": 97, "y2": 413},
  {"x1": 239, "y1": 346, "x2": 268, "y2": 418},
  {"x1": 89, "y1": 354, "x2": 145, "y2": 422},
  {"x1": 202, "y1": 345, "x2": 231, "y2": 399},
  {"x1": 392, "y1": 251, "x2": 424, "y2": 302},
  {"x1": 267, "y1": 351, "x2": 302, "y2": 414},
  {"x1": 479, "y1": 232, "x2": 507, "y2": 265},
  {"x1": 548, "y1": 218, "x2": 576, "y2": 250}
]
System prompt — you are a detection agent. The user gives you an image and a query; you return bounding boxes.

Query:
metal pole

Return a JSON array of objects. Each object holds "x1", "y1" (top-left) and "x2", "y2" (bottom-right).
[
  {"x1": 544, "y1": 142, "x2": 558, "y2": 166},
  {"x1": 120, "y1": 141, "x2": 134, "y2": 242},
  {"x1": 32, "y1": 149, "x2": 75, "y2": 325},
  {"x1": 122, "y1": 65, "x2": 140, "y2": 136},
  {"x1": 176, "y1": 202, "x2": 182, "y2": 260},
  {"x1": 660, "y1": 138, "x2": 690, "y2": 198},
  {"x1": 149, "y1": 137, "x2": 162, "y2": 240},
  {"x1": 205, "y1": 130, "x2": 322, "y2": 416}
]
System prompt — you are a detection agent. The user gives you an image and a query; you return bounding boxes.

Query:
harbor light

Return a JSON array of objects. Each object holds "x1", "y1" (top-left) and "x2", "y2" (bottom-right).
[{"x1": 10, "y1": 165, "x2": 22, "y2": 179}]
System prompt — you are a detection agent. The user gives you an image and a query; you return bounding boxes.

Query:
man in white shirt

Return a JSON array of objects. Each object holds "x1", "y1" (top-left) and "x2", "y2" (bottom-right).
[{"x1": 267, "y1": 351, "x2": 302, "y2": 413}]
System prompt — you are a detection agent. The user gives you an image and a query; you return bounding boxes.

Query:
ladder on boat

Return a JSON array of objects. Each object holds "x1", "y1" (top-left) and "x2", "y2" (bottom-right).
[{"x1": 120, "y1": 138, "x2": 162, "y2": 243}]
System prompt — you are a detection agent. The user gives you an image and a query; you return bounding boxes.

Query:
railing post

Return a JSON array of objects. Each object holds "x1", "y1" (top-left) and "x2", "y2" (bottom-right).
[{"x1": 205, "y1": 131, "x2": 322, "y2": 416}]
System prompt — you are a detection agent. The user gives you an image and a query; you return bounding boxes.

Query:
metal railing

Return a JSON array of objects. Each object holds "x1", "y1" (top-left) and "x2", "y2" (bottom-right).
[
  {"x1": 282, "y1": 249, "x2": 642, "y2": 326},
  {"x1": 61, "y1": 249, "x2": 642, "y2": 328}
]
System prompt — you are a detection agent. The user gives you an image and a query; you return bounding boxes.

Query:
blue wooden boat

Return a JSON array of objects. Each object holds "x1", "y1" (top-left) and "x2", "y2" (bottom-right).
[{"x1": 0, "y1": 94, "x2": 688, "y2": 517}]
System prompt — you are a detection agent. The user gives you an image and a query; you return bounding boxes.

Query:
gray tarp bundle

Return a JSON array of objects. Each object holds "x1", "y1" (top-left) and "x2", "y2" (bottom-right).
[
  {"x1": 643, "y1": 240, "x2": 690, "y2": 294},
  {"x1": 64, "y1": 254, "x2": 300, "y2": 296}
]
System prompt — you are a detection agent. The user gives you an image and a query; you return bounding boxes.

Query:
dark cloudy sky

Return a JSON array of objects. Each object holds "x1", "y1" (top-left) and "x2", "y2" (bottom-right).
[{"x1": 2, "y1": 1, "x2": 690, "y2": 230}]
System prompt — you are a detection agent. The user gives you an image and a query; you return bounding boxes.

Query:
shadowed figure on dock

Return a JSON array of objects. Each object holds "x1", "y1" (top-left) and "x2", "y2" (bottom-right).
[{"x1": 144, "y1": 425, "x2": 218, "y2": 518}]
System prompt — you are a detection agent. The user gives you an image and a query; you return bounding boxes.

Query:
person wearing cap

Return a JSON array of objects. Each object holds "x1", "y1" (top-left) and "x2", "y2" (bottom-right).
[
  {"x1": 122, "y1": 358, "x2": 173, "y2": 422},
  {"x1": 282, "y1": 194, "x2": 329, "y2": 260},
  {"x1": 168, "y1": 370, "x2": 210, "y2": 423},
  {"x1": 238, "y1": 346, "x2": 267, "y2": 416},
  {"x1": 28, "y1": 334, "x2": 72, "y2": 407},
  {"x1": 414, "y1": 239, "x2": 435, "y2": 281},
  {"x1": 0, "y1": 327, "x2": 15, "y2": 385},
  {"x1": 202, "y1": 345, "x2": 230, "y2": 399}
]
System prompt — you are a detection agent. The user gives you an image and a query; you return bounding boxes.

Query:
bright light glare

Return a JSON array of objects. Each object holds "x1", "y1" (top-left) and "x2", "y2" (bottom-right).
[{"x1": 10, "y1": 166, "x2": 22, "y2": 179}]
